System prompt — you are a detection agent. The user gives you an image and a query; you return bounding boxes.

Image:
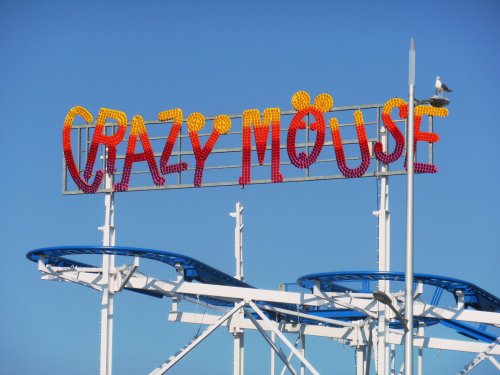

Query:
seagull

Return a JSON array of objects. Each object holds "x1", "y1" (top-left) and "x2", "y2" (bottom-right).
[{"x1": 435, "y1": 76, "x2": 452, "y2": 96}]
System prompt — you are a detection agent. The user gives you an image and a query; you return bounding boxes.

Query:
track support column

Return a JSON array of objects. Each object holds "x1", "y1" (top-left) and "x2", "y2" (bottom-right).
[
  {"x1": 99, "y1": 156, "x2": 116, "y2": 375},
  {"x1": 233, "y1": 331, "x2": 244, "y2": 375},
  {"x1": 230, "y1": 202, "x2": 245, "y2": 375},
  {"x1": 355, "y1": 346, "x2": 366, "y2": 375}
]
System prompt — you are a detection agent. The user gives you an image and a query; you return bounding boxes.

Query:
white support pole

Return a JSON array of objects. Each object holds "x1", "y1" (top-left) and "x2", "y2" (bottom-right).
[
  {"x1": 417, "y1": 348, "x2": 423, "y2": 375},
  {"x1": 300, "y1": 328, "x2": 306, "y2": 375},
  {"x1": 230, "y1": 202, "x2": 245, "y2": 375},
  {"x1": 270, "y1": 331, "x2": 276, "y2": 375},
  {"x1": 417, "y1": 322, "x2": 424, "y2": 375},
  {"x1": 375, "y1": 124, "x2": 391, "y2": 375},
  {"x1": 230, "y1": 202, "x2": 244, "y2": 281},
  {"x1": 405, "y1": 37, "x2": 416, "y2": 375},
  {"x1": 355, "y1": 347, "x2": 366, "y2": 375},
  {"x1": 99, "y1": 153, "x2": 116, "y2": 375},
  {"x1": 233, "y1": 326, "x2": 244, "y2": 375},
  {"x1": 390, "y1": 344, "x2": 396, "y2": 375}
]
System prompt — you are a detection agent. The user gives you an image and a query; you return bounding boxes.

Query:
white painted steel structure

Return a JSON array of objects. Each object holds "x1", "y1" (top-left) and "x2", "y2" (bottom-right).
[
  {"x1": 30, "y1": 39, "x2": 499, "y2": 375},
  {"x1": 34, "y1": 246, "x2": 500, "y2": 374},
  {"x1": 36, "y1": 118, "x2": 500, "y2": 374},
  {"x1": 35, "y1": 121, "x2": 500, "y2": 375}
]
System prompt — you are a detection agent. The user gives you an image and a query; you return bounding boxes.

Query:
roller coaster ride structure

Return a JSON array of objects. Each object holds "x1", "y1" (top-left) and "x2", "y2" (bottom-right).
[
  {"x1": 27, "y1": 201, "x2": 500, "y2": 375},
  {"x1": 28, "y1": 41, "x2": 499, "y2": 375}
]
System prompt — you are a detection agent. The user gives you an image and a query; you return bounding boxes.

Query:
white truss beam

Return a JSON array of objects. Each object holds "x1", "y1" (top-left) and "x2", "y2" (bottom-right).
[
  {"x1": 243, "y1": 308, "x2": 298, "y2": 375},
  {"x1": 247, "y1": 300, "x2": 320, "y2": 375},
  {"x1": 169, "y1": 311, "x2": 356, "y2": 338},
  {"x1": 457, "y1": 337, "x2": 500, "y2": 375},
  {"x1": 36, "y1": 266, "x2": 500, "y2": 358},
  {"x1": 149, "y1": 300, "x2": 246, "y2": 375}
]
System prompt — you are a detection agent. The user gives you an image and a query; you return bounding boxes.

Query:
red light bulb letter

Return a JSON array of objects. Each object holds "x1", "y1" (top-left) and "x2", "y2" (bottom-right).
[
  {"x1": 84, "y1": 108, "x2": 127, "y2": 180},
  {"x1": 404, "y1": 105, "x2": 448, "y2": 173},
  {"x1": 239, "y1": 108, "x2": 283, "y2": 185},
  {"x1": 287, "y1": 92, "x2": 332, "y2": 169},
  {"x1": 375, "y1": 98, "x2": 407, "y2": 164},
  {"x1": 188, "y1": 113, "x2": 231, "y2": 187},
  {"x1": 62, "y1": 106, "x2": 103, "y2": 193},
  {"x1": 329, "y1": 111, "x2": 371, "y2": 178},
  {"x1": 158, "y1": 109, "x2": 188, "y2": 178},
  {"x1": 114, "y1": 115, "x2": 165, "y2": 191}
]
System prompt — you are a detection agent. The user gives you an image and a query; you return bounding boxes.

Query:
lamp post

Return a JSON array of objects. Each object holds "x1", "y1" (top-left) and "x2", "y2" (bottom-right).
[
  {"x1": 405, "y1": 40, "x2": 451, "y2": 375},
  {"x1": 405, "y1": 37, "x2": 416, "y2": 375}
]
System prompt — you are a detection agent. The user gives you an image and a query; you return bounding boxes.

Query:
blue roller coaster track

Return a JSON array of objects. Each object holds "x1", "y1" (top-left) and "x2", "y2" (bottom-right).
[{"x1": 27, "y1": 246, "x2": 499, "y2": 343}]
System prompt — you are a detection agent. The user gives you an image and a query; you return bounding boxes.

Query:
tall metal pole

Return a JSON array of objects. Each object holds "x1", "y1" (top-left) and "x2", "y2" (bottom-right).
[
  {"x1": 99, "y1": 149, "x2": 116, "y2": 375},
  {"x1": 405, "y1": 38, "x2": 416, "y2": 375},
  {"x1": 230, "y1": 202, "x2": 245, "y2": 375}
]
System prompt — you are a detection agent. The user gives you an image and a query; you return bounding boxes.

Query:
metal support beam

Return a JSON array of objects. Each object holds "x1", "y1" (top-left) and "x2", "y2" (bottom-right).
[
  {"x1": 312, "y1": 288, "x2": 377, "y2": 319},
  {"x1": 230, "y1": 202, "x2": 245, "y2": 375},
  {"x1": 38, "y1": 267, "x2": 500, "y2": 328},
  {"x1": 417, "y1": 322, "x2": 424, "y2": 375},
  {"x1": 98, "y1": 163, "x2": 116, "y2": 375},
  {"x1": 390, "y1": 344, "x2": 396, "y2": 375},
  {"x1": 116, "y1": 257, "x2": 139, "y2": 292},
  {"x1": 279, "y1": 336, "x2": 303, "y2": 375},
  {"x1": 356, "y1": 346, "x2": 366, "y2": 375},
  {"x1": 374, "y1": 123, "x2": 391, "y2": 375},
  {"x1": 457, "y1": 337, "x2": 500, "y2": 375},
  {"x1": 233, "y1": 332, "x2": 244, "y2": 375},
  {"x1": 243, "y1": 308, "x2": 297, "y2": 375},
  {"x1": 229, "y1": 202, "x2": 244, "y2": 281},
  {"x1": 247, "y1": 300, "x2": 320, "y2": 375},
  {"x1": 149, "y1": 301, "x2": 246, "y2": 375},
  {"x1": 259, "y1": 302, "x2": 356, "y2": 328},
  {"x1": 271, "y1": 331, "x2": 276, "y2": 375},
  {"x1": 300, "y1": 327, "x2": 306, "y2": 375}
]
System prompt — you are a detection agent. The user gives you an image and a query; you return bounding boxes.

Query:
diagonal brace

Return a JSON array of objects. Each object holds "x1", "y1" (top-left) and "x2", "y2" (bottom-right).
[
  {"x1": 247, "y1": 300, "x2": 320, "y2": 375},
  {"x1": 115, "y1": 257, "x2": 139, "y2": 292},
  {"x1": 149, "y1": 300, "x2": 246, "y2": 375},
  {"x1": 313, "y1": 288, "x2": 377, "y2": 319},
  {"x1": 243, "y1": 308, "x2": 297, "y2": 375}
]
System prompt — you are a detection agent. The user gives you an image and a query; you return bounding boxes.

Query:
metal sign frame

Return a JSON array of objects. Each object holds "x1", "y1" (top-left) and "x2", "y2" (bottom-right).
[{"x1": 62, "y1": 102, "x2": 438, "y2": 195}]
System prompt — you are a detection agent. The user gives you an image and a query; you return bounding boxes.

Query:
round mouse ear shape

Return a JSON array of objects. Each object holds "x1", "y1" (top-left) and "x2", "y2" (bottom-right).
[
  {"x1": 314, "y1": 93, "x2": 333, "y2": 113},
  {"x1": 187, "y1": 112, "x2": 205, "y2": 132},
  {"x1": 291, "y1": 91, "x2": 311, "y2": 111},
  {"x1": 214, "y1": 115, "x2": 232, "y2": 134}
]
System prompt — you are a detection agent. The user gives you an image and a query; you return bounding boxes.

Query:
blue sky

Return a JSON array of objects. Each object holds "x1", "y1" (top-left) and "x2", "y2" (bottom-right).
[{"x1": 1, "y1": 1, "x2": 499, "y2": 374}]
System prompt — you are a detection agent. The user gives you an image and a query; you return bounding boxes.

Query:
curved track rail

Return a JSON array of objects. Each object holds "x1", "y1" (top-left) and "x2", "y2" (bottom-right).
[
  {"x1": 298, "y1": 271, "x2": 500, "y2": 342},
  {"x1": 28, "y1": 246, "x2": 500, "y2": 341}
]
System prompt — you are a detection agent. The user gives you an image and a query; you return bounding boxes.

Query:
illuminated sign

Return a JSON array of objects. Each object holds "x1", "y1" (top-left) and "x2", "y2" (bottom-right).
[{"x1": 62, "y1": 91, "x2": 448, "y2": 194}]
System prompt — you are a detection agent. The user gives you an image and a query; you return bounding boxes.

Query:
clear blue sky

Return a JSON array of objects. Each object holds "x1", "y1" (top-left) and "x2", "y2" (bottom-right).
[{"x1": 1, "y1": 1, "x2": 499, "y2": 374}]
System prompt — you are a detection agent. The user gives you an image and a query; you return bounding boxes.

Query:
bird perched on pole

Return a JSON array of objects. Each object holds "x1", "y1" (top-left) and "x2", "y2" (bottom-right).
[{"x1": 435, "y1": 76, "x2": 452, "y2": 96}]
